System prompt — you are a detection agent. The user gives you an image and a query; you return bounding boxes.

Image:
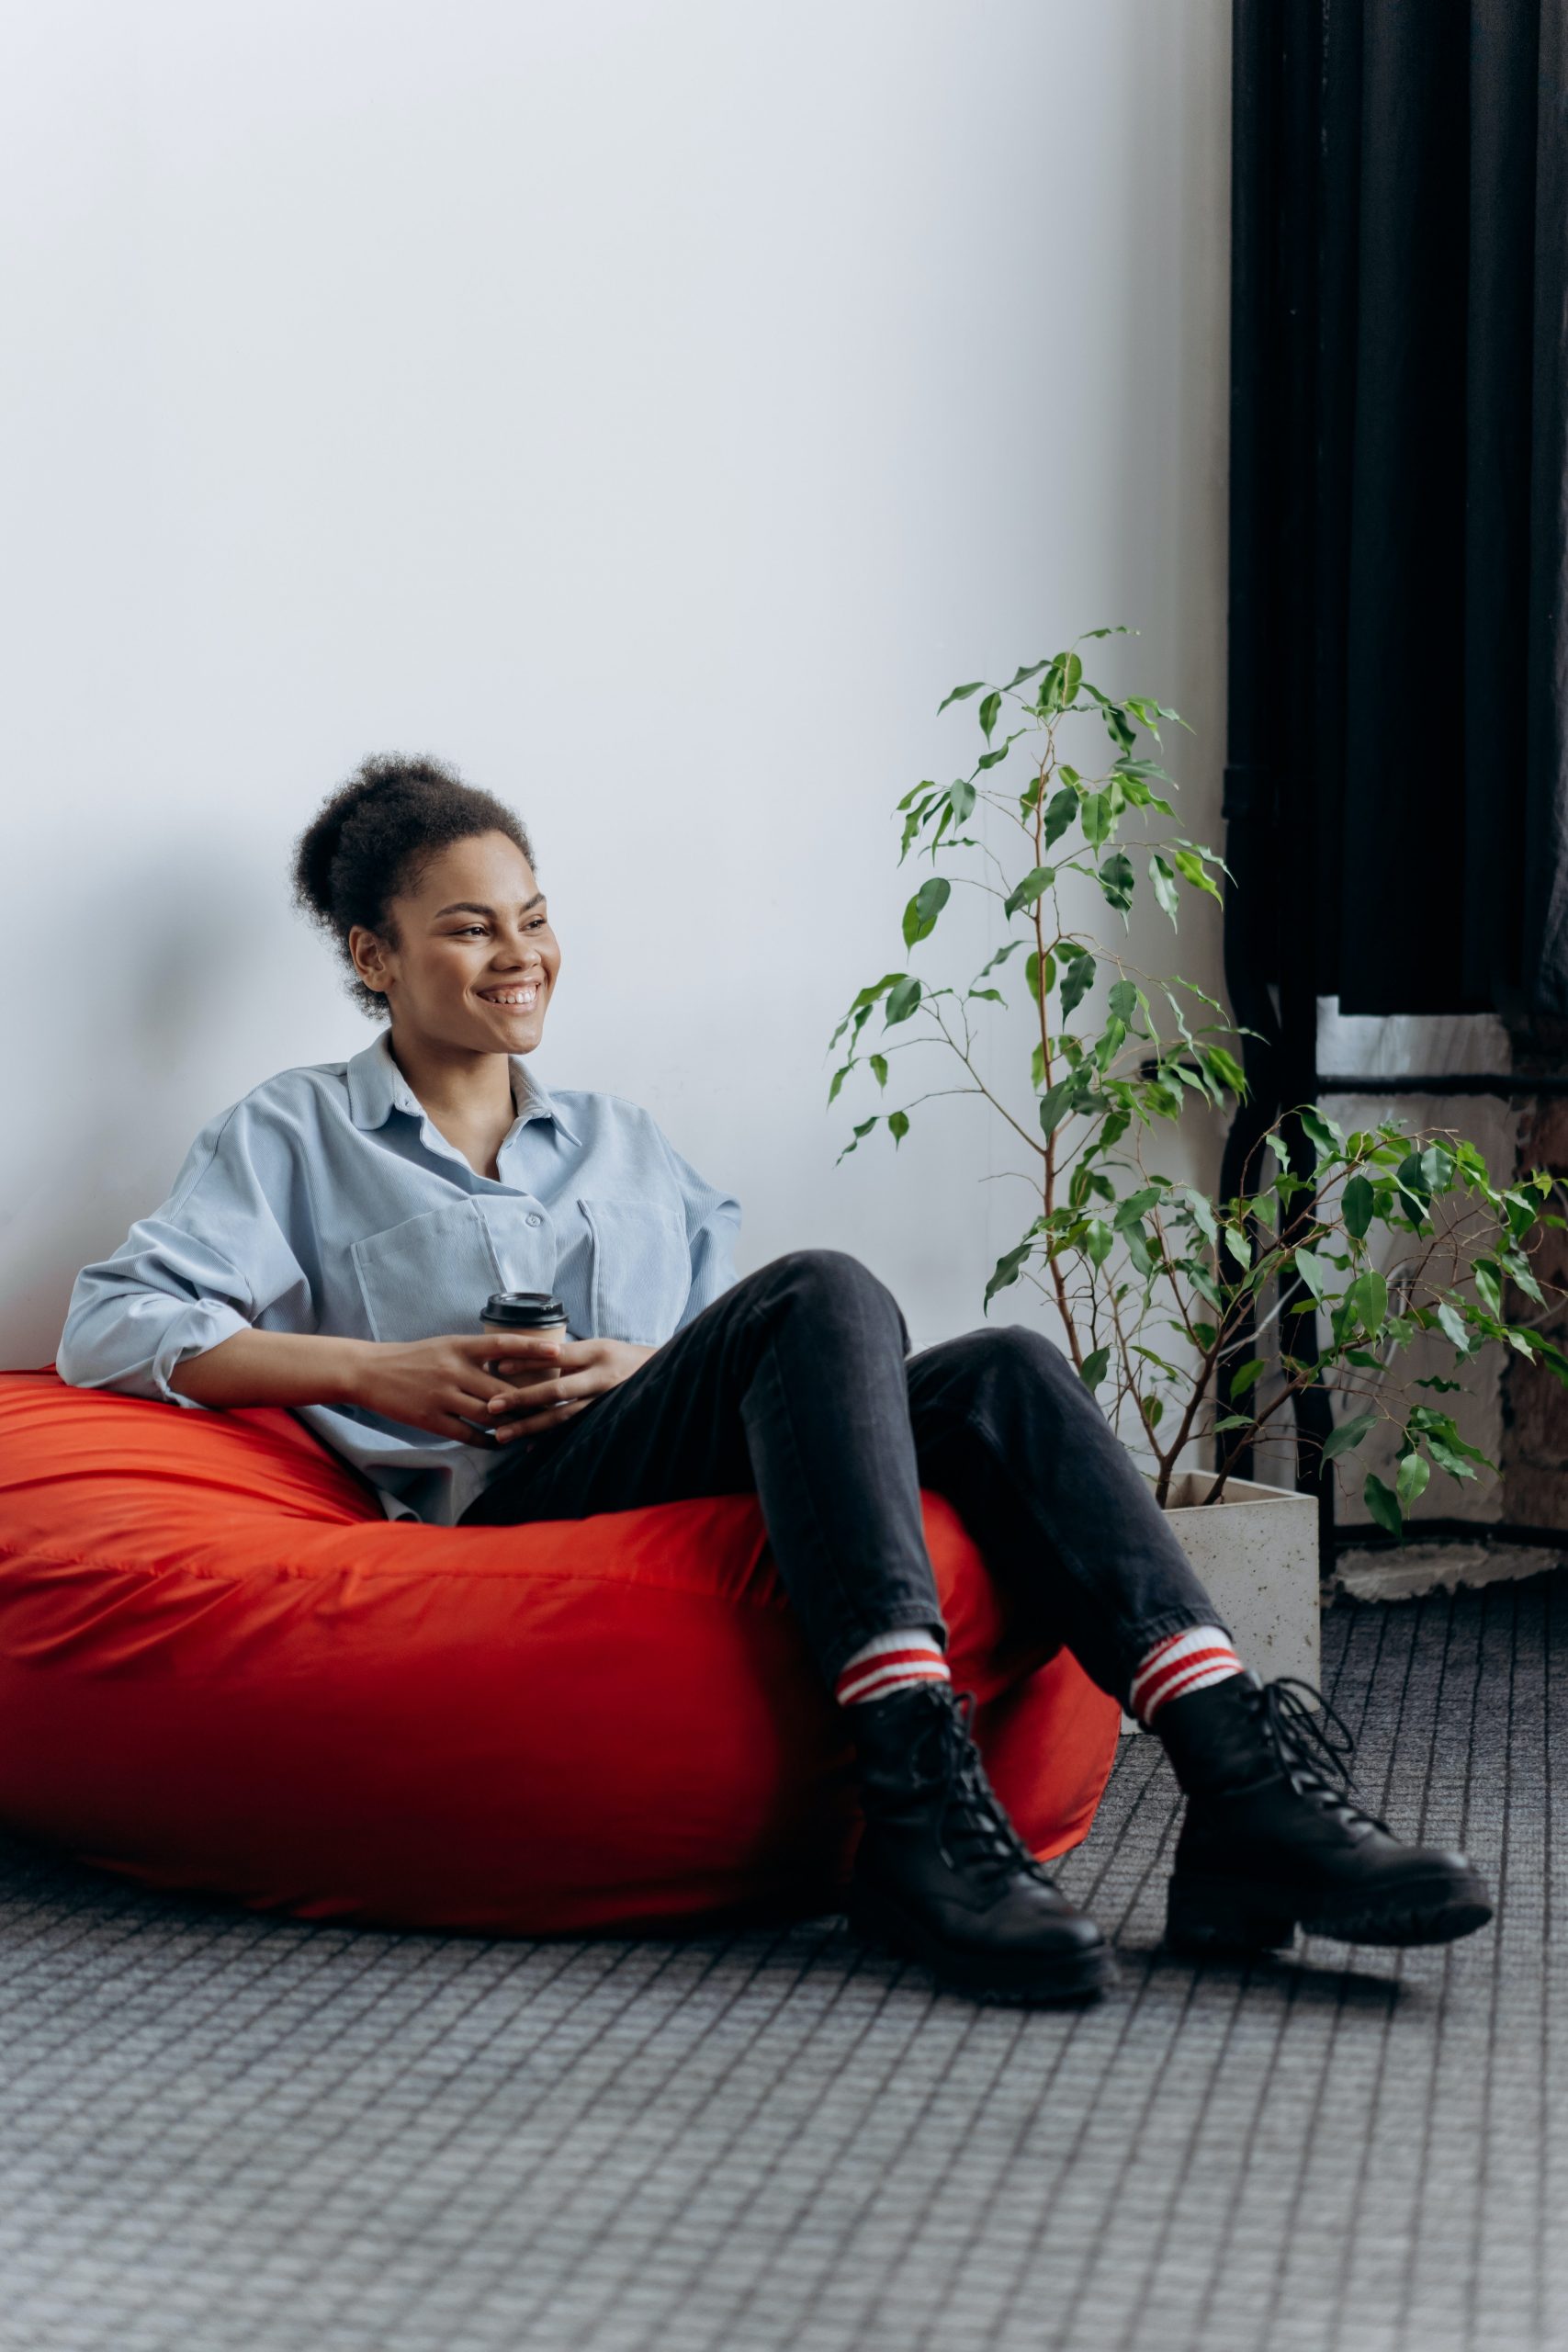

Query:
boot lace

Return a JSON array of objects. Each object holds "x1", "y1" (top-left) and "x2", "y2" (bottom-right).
[
  {"x1": 928, "y1": 1691, "x2": 1055, "y2": 1893},
  {"x1": 1255, "y1": 1678, "x2": 1391, "y2": 1835}
]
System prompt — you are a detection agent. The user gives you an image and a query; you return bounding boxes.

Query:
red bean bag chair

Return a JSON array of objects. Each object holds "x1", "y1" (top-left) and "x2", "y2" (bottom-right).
[{"x1": 0, "y1": 1369, "x2": 1119, "y2": 1936}]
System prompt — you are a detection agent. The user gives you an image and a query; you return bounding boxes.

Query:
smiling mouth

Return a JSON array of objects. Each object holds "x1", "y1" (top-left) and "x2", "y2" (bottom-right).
[{"x1": 476, "y1": 983, "x2": 543, "y2": 1011}]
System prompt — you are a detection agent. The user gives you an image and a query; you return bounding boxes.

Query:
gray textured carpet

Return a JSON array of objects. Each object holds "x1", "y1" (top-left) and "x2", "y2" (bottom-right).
[{"x1": 0, "y1": 1575, "x2": 1561, "y2": 2352}]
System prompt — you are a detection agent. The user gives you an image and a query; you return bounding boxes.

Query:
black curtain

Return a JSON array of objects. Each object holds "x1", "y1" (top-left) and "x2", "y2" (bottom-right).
[{"x1": 1227, "y1": 0, "x2": 1568, "y2": 1049}]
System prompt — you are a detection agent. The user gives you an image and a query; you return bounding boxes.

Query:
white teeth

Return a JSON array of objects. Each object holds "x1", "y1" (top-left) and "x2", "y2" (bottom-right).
[{"x1": 480, "y1": 987, "x2": 538, "y2": 1006}]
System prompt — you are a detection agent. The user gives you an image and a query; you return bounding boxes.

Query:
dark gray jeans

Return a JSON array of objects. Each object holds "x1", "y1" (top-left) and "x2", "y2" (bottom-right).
[{"x1": 459, "y1": 1249, "x2": 1223, "y2": 1703}]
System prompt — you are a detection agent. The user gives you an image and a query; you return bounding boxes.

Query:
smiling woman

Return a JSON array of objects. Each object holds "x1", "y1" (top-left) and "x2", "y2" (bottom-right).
[
  {"x1": 51, "y1": 752, "x2": 1495, "y2": 2007},
  {"x1": 58, "y1": 752, "x2": 739, "y2": 1519}
]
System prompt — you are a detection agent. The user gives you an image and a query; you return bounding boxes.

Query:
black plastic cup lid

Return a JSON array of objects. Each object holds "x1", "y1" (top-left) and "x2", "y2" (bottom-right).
[{"x1": 481, "y1": 1291, "x2": 568, "y2": 1329}]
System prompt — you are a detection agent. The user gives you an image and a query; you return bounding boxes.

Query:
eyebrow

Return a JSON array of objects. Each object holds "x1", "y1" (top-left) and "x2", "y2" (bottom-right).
[{"x1": 432, "y1": 894, "x2": 547, "y2": 920}]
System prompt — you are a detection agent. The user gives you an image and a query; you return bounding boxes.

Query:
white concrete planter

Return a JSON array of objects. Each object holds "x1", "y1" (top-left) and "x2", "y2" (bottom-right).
[{"x1": 1124, "y1": 1472, "x2": 1321, "y2": 1730}]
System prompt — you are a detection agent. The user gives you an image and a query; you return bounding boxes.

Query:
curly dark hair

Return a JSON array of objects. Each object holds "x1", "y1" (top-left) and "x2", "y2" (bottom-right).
[{"x1": 291, "y1": 753, "x2": 536, "y2": 1017}]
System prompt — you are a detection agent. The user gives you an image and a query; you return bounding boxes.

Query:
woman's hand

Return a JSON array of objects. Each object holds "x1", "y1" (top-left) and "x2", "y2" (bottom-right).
[
  {"x1": 344, "y1": 1333, "x2": 576, "y2": 1445},
  {"x1": 481, "y1": 1335, "x2": 658, "y2": 1440}
]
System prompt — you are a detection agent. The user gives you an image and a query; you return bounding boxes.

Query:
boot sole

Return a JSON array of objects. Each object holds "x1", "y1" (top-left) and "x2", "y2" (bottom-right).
[
  {"x1": 1166, "y1": 1867, "x2": 1495, "y2": 1957},
  {"x1": 848, "y1": 1884, "x2": 1118, "y2": 2007}
]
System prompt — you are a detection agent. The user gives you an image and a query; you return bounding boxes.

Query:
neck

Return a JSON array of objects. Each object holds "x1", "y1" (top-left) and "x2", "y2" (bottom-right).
[{"x1": 386, "y1": 1028, "x2": 519, "y2": 1130}]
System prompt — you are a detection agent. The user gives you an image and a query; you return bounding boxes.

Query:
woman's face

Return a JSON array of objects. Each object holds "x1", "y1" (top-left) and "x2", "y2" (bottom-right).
[{"x1": 349, "y1": 831, "x2": 560, "y2": 1057}]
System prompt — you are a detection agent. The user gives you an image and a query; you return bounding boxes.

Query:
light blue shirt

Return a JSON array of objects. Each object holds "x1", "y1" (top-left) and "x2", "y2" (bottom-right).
[{"x1": 58, "y1": 1030, "x2": 742, "y2": 1525}]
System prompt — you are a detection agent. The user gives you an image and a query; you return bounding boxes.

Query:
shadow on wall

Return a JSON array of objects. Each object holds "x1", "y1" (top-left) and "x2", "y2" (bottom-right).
[{"x1": 3, "y1": 826, "x2": 298, "y2": 1369}]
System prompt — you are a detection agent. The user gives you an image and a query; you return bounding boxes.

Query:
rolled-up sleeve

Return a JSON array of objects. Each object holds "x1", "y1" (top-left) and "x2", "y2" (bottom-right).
[{"x1": 57, "y1": 1102, "x2": 313, "y2": 1408}]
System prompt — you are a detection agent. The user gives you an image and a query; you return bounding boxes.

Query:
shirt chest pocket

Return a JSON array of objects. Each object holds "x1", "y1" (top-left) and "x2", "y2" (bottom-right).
[
  {"x1": 578, "y1": 1195, "x2": 691, "y2": 1345},
  {"x1": 350, "y1": 1200, "x2": 555, "y2": 1345}
]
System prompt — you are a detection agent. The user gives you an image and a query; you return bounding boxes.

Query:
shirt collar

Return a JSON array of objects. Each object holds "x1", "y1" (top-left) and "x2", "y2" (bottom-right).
[{"x1": 344, "y1": 1030, "x2": 581, "y2": 1147}]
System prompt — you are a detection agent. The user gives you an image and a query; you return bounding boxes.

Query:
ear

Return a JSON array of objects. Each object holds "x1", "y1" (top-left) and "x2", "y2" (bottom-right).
[{"x1": 347, "y1": 922, "x2": 392, "y2": 997}]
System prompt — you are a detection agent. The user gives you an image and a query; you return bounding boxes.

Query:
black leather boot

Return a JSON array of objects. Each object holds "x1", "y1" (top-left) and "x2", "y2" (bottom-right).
[
  {"x1": 1157, "y1": 1673, "x2": 1494, "y2": 1954},
  {"x1": 846, "y1": 1680, "x2": 1116, "y2": 2004}
]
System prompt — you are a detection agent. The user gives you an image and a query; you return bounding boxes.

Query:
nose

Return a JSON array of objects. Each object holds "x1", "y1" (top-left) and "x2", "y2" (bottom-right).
[{"x1": 494, "y1": 933, "x2": 544, "y2": 970}]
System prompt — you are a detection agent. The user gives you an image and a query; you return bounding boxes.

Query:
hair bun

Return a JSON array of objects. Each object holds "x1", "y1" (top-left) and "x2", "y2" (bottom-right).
[{"x1": 290, "y1": 754, "x2": 535, "y2": 1019}]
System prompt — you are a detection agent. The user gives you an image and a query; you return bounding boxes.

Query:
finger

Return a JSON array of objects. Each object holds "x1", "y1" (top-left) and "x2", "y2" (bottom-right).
[
  {"x1": 493, "y1": 1400, "x2": 591, "y2": 1441},
  {"x1": 477, "y1": 1378, "x2": 565, "y2": 1419},
  {"x1": 460, "y1": 1377, "x2": 547, "y2": 1416},
  {"x1": 439, "y1": 1414, "x2": 502, "y2": 1446},
  {"x1": 490, "y1": 1367, "x2": 604, "y2": 1409},
  {"x1": 476, "y1": 1338, "x2": 572, "y2": 1368},
  {"x1": 454, "y1": 1333, "x2": 567, "y2": 1362}
]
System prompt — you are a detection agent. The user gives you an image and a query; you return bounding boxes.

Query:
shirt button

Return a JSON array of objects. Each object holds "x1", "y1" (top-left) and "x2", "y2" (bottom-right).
[{"x1": 526, "y1": 1213, "x2": 543, "y2": 1227}]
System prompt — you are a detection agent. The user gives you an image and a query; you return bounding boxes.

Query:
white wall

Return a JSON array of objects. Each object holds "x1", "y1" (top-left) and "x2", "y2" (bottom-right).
[{"x1": 0, "y1": 0, "x2": 1232, "y2": 1366}]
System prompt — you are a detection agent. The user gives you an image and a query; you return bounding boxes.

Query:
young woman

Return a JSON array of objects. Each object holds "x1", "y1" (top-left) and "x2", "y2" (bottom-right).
[{"x1": 60, "y1": 756, "x2": 1493, "y2": 2002}]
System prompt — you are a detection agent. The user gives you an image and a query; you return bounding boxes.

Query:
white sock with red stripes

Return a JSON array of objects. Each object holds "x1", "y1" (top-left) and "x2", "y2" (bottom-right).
[
  {"x1": 1130, "y1": 1624, "x2": 1246, "y2": 1725},
  {"x1": 834, "y1": 1627, "x2": 952, "y2": 1708}
]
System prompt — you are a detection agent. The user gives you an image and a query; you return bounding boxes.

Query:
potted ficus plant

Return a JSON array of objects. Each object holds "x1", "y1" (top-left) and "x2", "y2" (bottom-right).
[{"x1": 828, "y1": 634, "x2": 1566, "y2": 1673}]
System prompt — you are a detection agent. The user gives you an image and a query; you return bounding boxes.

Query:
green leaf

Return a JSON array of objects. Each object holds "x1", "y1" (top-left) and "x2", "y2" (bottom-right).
[
  {"x1": 1472, "y1": 1259, "x2": 1503, "y2": 1317},
  {"x1": 1078, "y1": 1344, "x2": 1110, "y2": 1390},
  {"x1": 938, "y1": 680, "x2": 987, "y2": 712},
  {"x1": 1042, "y1": 786, "x2": 1078, "y2": 850},
  {"x1": 835, "y1": 1115, "x2": 879, "y2": 1162},
  {"x1": 827, "y1": 1062, "x2": 852, "y2": 1105},
  {"x1": 1396, "y1": 1152, "x2": 1433, "y2": 1209},
  {"x1": 1108, "y1": 979, "x2": 1139, "y2": 1023},
  {"x1": 869, "y1": 1053, "x2": 888, "y2": 1090},
  {"x1": 1201, "y1": 1046, "x2": 1247, "y2": 1097},
  {"x1": 1059, "y1": 954, "x2": 1097, "y2": 1018},
  {"x1": 1124, "y1": 1224, "x2": 1157, "y2": 1278},
  {"x1": 1003, "y1": 865, "x2": 1055, "y2": 919},
  {"x1": 948, "y1": 778, "x2": 977, "y2": 822},
  {"x1": 902, "y1": 875, "x2": 952, "y2": 950},
  {"x1": 1363, "y1": 1473, "x2": 1404, "y2": 1541},
  {"x1": 975, "y1": 937, "x2": 1026, "y2": 983},
  {"x1": 1170, "y1": 845, "x2": 1219, "y2": 898},
  {"x1": 1344, "y1": 1269, "x2": 1388, "y2": 1335},
  {"x1": 1298, "y1": 1106, "x2": 1344, "y2": 1159},
  {"x1": 1323, "y1": 1410, "x2": 1379, "y2": 1461},
  {"x1": 1227, "y1": 1357, "x2": 1268, "y2": 1398},
  {"x1": 1061, "y1": 651, "x2": 1083, "y2": 703},
  {"x1": 978, "y1": 691, "x2": 1002, "y2": 742},
  {"x1": 888, "y1": 1109, "x2": 909, "y2": 1145},
  {"x1": 1086, "y1": 1216, "x2": 1113, "y2": 1268},
  {"x1": 1100, "y1": 851, "x2": 1135, "y2": 913},
  {"x1": 1396, "y1": 1448, "x2": 1430, "y2": 1510},
  {"x1": 985, "y1": 1242, "x2": 1032, "y2": 1305},
  {"x1": 1292, "y1": 1247, "x2": 1329, "y2": 1302},
  {"x1": 1342, "y1": 1173, "x2": 1375, "y2": 1239},
  {"x1": 1435, "y1": 1298, "x2": 1471, "y2": 1353},
  {"x1": 1081, "y1": 791, "x2": 1113, "y2": 846},
  {"x1": 1183, "y1": 1190, "x2": 1219, "y2": 1246},
  {"x1": 1149, "y1": 854, "x2": 1180, "y2": 924},
  {"x1": 1501, "y1": 1245, "x2": 1544, "y2": 1304},
  {"x1": 1005, "y1": 660, "x2": 1046, "y2": 690},
  {"x1": 828, "y1": 971, "x2": 904, "y2": 1050},
  {"x1": 885, "y1": 975, "x2": 922, "y2": 1026},
  {"x1": 1096, "y1": 1014, "x2": 1128, "y2": 1072},
  {"x1": 1039, "y1": 1079, "x2": 1078, "y2": 1137},
  {"x1": 1025, "y1": 948, "x2": 1055, "y2": 1001}
]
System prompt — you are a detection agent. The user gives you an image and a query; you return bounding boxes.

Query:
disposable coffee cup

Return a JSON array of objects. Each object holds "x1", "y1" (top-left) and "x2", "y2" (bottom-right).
[
  {"x1": 480, "y1": 1290, "x2": 569, "y2": 1371},
  {"x1": 465, "y1": 1292, "x2": 570, "y2": 1446}
]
